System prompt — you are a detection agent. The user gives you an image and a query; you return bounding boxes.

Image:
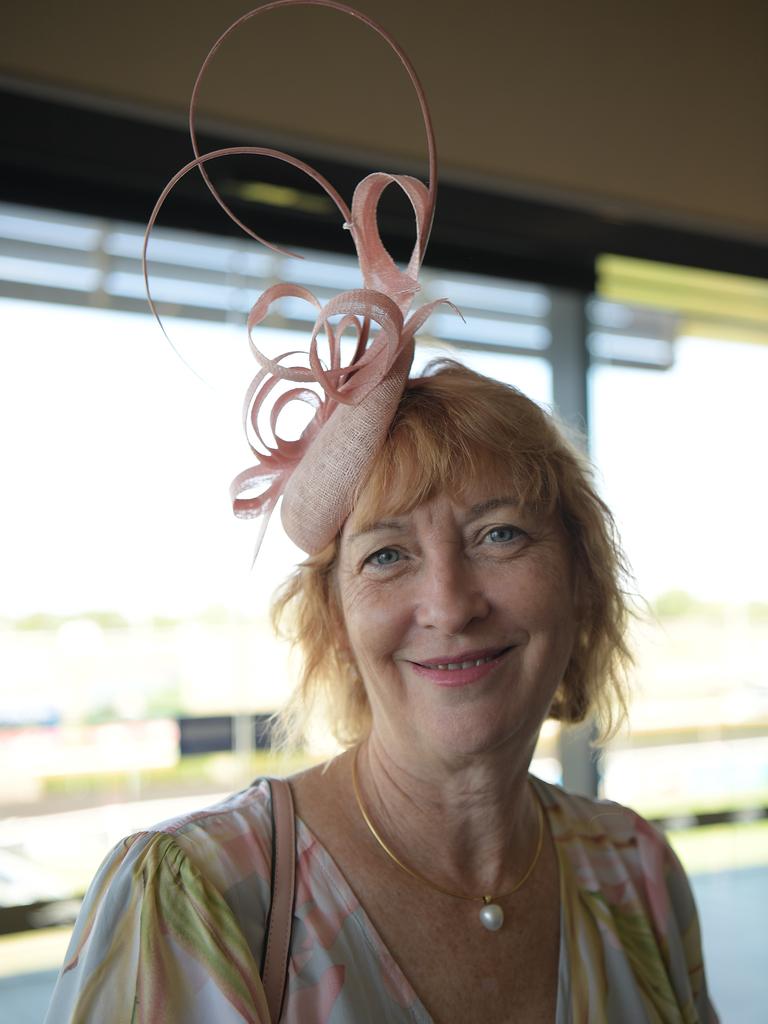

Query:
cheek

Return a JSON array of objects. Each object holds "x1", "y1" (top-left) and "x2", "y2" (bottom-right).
[
  {"x1": 504, "y1": 559, "x2": 576, "y2": 649},
  {"x1": 528, "y1": 544, "x2": 574, "y2": 613},
  {"x1": 338, "y1": 576, "x2": 410, "y2": 668},
  {"x1": 498, "y1": 551, "x2": 568, "y2": 606},
  {"x1": 536, "y1": 581, "x2": 577, "y2": 669}
]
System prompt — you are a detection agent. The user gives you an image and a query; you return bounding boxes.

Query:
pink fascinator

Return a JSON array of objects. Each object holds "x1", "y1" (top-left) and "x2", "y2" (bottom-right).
[{"x1": 144, "y1": 0, "x2": 455, "y2": 556}]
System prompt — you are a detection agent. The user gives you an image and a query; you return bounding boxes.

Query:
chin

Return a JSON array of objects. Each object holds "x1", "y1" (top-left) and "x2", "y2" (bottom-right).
[{"x1": 417, "y1": 710, "x2": 537, "y2": 763}]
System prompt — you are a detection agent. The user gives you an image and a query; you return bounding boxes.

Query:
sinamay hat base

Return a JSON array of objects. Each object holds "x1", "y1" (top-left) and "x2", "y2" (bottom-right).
[{"x1": 281, "y1": 350, "x2": 412, "y2": 554}]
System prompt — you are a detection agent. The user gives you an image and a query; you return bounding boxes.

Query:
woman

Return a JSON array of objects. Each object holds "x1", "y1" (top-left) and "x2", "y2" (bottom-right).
[
  {"x1": 45, "y1": 366, "x2": 716, "y2": 1024},
  {"x1": 46, "y1": 4, "x2": 717, "y2": 1021}
]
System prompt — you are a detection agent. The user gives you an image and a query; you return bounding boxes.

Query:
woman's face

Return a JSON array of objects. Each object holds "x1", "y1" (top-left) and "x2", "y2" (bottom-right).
[{"x1": 336, "y1": 484, "x2": 577, "y2": 763}]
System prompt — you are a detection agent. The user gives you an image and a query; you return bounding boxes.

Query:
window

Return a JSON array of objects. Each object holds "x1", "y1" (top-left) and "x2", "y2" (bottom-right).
[
  {"x1": 0, "y1": 203, "x2": 560, "y2": 1012},
  {"x1": 589, "y1": 258, "x2": 768, "y2": 1016}
]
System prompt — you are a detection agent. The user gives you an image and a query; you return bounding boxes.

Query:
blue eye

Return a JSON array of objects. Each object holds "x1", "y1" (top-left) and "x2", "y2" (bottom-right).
[
  {"x1": 367, "y1": 548, "x2": 400, "y2": 566},
  {"x1": 486, "y1": 526, "x2": 521, "y2": 543}
]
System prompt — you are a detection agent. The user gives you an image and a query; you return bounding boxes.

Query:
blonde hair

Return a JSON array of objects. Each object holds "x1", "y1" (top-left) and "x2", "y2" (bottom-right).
[{"x1": 272, "y1": 360, "x2": 633, "y2": 748}]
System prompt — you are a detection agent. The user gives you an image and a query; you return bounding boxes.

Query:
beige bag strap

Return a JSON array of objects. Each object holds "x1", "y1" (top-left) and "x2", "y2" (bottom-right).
[{"x1": 261, "y1": 778, "x2": 296, "y2": 1022}]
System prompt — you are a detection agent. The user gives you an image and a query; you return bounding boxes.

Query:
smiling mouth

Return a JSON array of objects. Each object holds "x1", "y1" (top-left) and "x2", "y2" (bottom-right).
[{"x1": 414, "y1": 647, "x2": 511, "y2": 671}]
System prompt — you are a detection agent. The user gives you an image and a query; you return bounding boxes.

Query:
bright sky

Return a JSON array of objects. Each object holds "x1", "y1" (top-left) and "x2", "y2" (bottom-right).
[
  {"x1": 591, "y1": 337, "x2": 768, "y2": 604},
  {"x1": 0, "y1": 297, "x2": 766, "y2": 620}
]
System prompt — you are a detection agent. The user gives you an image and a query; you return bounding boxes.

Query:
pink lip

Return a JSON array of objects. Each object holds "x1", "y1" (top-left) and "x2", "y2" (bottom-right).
[
  {"x1": 407, "y1": 647, "x2": 511, "y2": 688},
  {"x1": 414, "y1": 647, "x2": 508, "y2": 667}
]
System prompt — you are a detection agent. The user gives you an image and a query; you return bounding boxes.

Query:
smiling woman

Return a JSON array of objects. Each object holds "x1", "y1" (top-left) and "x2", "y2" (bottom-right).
[
  {"x1": 46, "y1": 363, "x2": 719, "y2": 1023},
  {"x1": 44, "y1": 3, "x2": 719, "y2": 1022}
]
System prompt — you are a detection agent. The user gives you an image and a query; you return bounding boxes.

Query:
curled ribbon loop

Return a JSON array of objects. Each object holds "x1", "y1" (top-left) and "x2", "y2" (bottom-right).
[
  {"x1": 348, "y1": 173, "x2": 433, "y2": 313},
  {"x1": 232, "y1": 272, "x2": 460, "y2": 551},
  {"x1": 145, "y1": 1, "x2": 454, "y2": 555}
]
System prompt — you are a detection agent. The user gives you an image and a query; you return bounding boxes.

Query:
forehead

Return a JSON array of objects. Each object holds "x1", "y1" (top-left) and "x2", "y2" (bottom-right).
[
  {"x1": 342, "y1": 485, "x2": 553, "y2": 544},
  {"x1": 363, "y1": 456, "x2": 528, "y2": 513},
  {"x1": 341, "y1": 411, "x2": 561, "y2": 546}
]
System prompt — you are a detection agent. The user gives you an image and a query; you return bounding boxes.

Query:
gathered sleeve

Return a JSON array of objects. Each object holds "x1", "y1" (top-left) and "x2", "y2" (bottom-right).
[
  {"x1": 633, "y1": 814, "x2": 720, "y2": 1024},
  {"x1": 44, "y1": 830, "x2": 272, "y2": 1024}
]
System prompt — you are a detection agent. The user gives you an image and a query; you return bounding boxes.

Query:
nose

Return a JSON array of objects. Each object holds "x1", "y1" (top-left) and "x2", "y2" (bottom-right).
[{"x1": 414, "y1": 547, "x2": 490, "y2": 635}]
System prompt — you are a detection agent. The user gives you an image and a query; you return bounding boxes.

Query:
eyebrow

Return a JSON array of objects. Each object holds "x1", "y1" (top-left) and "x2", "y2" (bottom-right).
[
  {"x1": 466, "y1": 497, "x2": 521, "y2": 520},
  {"x1": 348, "y1": 497, "x2": 521, "y2": 542},
  {"x1": 348, "y1": 518, "x2": 406, "y2": 542}
]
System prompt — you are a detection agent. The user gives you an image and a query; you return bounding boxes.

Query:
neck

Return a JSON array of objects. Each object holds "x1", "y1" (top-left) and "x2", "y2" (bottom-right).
[{"x1": 353, "y1": 732, "x2": 541, "y2": 900}]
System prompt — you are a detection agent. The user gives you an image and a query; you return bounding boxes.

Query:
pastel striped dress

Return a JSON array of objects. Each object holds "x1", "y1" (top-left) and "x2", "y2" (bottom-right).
[{"x1": 44, "y1": 777, "x2": 718, "y2": 1023}]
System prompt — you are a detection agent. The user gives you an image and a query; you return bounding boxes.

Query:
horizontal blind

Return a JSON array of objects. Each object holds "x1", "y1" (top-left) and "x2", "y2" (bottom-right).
[
  {"x1": 1, "y1": 202, "x2": 681, "y2": 369},
  {"x1": 0, "y1": 202, "x2": 551, "y2": 359}
]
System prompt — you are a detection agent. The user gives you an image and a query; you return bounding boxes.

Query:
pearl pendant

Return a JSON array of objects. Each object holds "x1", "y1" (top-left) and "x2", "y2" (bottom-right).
[{"x1": 479, "y1": 902, "x2": 504, "y2": 931}]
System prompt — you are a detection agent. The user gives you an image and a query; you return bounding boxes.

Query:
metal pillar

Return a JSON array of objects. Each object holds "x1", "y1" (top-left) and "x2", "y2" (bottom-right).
[{"x1": 548, "y1": 287, "x2": 600, "y2": 798}]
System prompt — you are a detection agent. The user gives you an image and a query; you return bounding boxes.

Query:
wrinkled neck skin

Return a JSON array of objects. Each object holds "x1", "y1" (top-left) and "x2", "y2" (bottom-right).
[{"x1": 355, "y1": 726, "x2": 542, "y2": 899}]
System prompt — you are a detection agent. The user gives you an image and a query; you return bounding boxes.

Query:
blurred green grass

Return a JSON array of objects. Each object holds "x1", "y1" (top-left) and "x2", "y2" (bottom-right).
[
  {"x1": 39, "y1": 750, "x2": 319, "y2": 804},
  {"x1": 667, "y1": 820, "x2": 768, "y2": 874}
]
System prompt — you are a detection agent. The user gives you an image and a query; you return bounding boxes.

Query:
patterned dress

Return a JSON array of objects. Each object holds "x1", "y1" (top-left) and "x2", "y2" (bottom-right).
[{"x1": 44, "y1": 776, "x2": 718, "y2": 1023}]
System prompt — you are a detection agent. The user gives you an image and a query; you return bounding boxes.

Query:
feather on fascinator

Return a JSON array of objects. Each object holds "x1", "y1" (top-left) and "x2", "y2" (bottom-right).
[{"x1": 144, "y1": 0, "x2": 455, "y2": 556}]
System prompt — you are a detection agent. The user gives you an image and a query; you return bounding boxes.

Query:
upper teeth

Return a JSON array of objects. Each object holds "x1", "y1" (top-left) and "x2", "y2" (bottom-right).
[{"x1": 433, "y1": 654, "x2": 498, "y2": 670}]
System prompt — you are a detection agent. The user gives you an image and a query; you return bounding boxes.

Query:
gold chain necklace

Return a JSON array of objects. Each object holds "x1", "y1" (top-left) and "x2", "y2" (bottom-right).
[{"x1": 351, "y1": 751, "x2": 544, "y2": 931}]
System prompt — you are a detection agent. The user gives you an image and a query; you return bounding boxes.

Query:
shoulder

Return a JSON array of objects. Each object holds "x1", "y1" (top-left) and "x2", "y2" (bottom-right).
[
  {"x1": 532, "y1": 774, "x2": 669, "y2": 856},
  {"x1": 533, "y1": 775, "x2": 699, "y2": 948},
  {"x1": 148, "y1": 778, "x2": 274, "y2": 839},
  {"x1": 73, "y1": 779, "x2": 278, "y2": 938},
  {"x1": 69, "y1": 781, "x2": 281, "y2": 975},
  {"x1": 142, "y1": 779, "x2": 276, "y2": 892},
  {"x1": 74, "y1": 780, "x2": 278, "y2": 908},
  {"x1": 46, "y1": 783, "x2": 276, "y2": 1023}
]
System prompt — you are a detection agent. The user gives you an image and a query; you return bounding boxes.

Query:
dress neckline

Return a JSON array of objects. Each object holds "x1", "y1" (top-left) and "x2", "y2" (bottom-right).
[{"x1": 285, "y1": 774, "x2": 568, "y2": 1023}]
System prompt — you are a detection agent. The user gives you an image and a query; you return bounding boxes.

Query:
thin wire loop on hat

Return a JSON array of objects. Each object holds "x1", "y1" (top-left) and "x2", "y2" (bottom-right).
[{"x1": 187, "y1": 0, "x2": 438, "y2": 262}]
